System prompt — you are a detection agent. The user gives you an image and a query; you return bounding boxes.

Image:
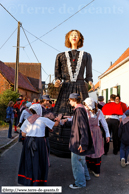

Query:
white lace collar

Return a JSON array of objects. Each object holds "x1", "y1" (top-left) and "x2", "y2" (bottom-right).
[{"x1": 65, "y1": 50, "x2": 84, "y2": 82}]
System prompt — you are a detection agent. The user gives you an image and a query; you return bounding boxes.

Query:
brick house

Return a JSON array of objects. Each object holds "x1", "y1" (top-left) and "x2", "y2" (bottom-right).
[
  {"x1": 5, "y1": 62, "x2": 42, "y2": 91},
  {"x1": 0, "y1": 61, "x2": 40, "y2": 100}
]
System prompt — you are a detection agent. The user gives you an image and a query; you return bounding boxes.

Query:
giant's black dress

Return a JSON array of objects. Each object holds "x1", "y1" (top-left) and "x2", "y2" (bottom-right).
[{"x1": 49, "y1": 50, "x2": 93, "y2": 157}]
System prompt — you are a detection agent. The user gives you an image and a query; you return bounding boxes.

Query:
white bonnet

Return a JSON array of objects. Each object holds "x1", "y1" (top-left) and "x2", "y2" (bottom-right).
[
  {"x1": 83, "y1": 97, "x2": 95, "y2": 110},
  {"x1": 29, "y1": 104, "x2": 42, "y2": 116}
]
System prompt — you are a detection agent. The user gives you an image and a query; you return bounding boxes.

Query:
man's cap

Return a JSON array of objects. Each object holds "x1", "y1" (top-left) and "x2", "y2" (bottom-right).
[
  {"x1": 42, "y1": 95, "x2": 50, "y2": 101},
  {"x1": 69, "y1": 93, "x2": 81, "y2": 99}
]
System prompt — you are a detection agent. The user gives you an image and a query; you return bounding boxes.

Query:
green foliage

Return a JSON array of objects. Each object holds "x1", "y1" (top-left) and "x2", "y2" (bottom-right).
[
  {"x1": 0, "y1": 88, "x2": 19, "y2": 122},
  {"x1": 0, "y1": 120, "x2": 8, "y2": 127},
  {"x1": 0, "y1": 88, "x2": 19, "y2": 107},
  {"x1": 88, "y1": 84, "x2": 91, "y2": 91}
]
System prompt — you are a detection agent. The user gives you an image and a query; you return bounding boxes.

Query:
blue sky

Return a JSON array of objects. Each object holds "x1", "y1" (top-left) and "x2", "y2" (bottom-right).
[{"x1": 0, "y1": 0, "x2": 129, "y2": 84}]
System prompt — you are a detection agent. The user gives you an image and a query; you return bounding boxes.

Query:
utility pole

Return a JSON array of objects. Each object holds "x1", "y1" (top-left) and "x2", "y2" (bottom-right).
[{"x1": 14, "y1": 21, "x2": 21, "y2": 92}]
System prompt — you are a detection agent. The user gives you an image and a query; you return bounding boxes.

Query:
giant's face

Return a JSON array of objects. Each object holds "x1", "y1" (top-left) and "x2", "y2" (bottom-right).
[{"x1": 69, "y1": 31, "x2": 80, "y2": 46}]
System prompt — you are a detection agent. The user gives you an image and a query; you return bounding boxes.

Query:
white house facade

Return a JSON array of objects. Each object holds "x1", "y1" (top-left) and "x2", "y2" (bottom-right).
[{"x1": 98, "y1": 48, "x2": 129, "y2": 106}]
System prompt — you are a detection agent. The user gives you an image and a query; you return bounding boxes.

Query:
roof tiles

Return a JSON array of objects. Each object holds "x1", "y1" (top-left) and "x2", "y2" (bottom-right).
[
  {"x1": 0, "y1": 61, "x2": 39, "y2": 93},
  {"x1": 5, "y1": 62, "x2": 41, "y2": 80},
  {"x1": 102, "y1": 47, "x2": 129, "y2": 76}
]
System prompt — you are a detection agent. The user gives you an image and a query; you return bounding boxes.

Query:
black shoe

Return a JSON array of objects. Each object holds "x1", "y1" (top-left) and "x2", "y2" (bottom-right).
[{"x1": 69, "y1": 184, "x2": 81, "y2": 189}]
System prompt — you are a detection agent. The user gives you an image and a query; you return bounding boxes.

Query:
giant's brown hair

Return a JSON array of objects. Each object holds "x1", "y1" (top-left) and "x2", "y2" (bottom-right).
[{"x1": 65, "y1": 30, "x2": 84, "y2": 49}]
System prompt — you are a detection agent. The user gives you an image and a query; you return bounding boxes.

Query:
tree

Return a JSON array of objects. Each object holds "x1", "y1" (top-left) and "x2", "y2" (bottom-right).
[{"x1": 0, "y1": 88, "x2": 19, "y2": 120}]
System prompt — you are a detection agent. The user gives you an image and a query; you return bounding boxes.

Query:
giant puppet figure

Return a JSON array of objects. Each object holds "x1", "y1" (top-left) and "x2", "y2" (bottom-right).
[{"x1": 49, "y1": 30, "x2": 94, "y2": 157}]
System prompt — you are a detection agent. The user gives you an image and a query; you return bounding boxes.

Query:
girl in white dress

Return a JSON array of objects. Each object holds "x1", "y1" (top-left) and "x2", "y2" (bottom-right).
[{"x1": 18, "y1": 104, "x2": 60, "y2": 186}]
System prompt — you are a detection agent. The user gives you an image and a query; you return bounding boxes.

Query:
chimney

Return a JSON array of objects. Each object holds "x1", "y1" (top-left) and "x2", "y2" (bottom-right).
[{"x1": 110, "y1": 61, "x2": 112, "y2": 66}]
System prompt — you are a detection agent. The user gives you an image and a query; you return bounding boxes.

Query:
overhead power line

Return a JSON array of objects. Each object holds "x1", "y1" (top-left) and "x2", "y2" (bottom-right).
[
  {"x1": 23, "y1": 48, "x2": 31, "y2": 62},
  {"x1": 92, "y1": 69, "x2": 102, "y2": 74},
  {"x1": 25, "y1": 0, "x2": 95, "y2": 46},
  {"x1": 0, "y1": 27, "x2": 17, "y2": 50},
  {"x1": 0, "y1": 3, "x2": 49, "y2": 76},
  {"x1": 0, "y1": 3, "x2": 19, "y2": 22},
  {"x1": 24, "y1": 29, "x2": 60, "y2": 52},
  {"x1": 1, "y1": 2, "x2": 101, "y2": 76},
  {"x1": 22, "y1": 26, "x2": 49, "y2": 76}
]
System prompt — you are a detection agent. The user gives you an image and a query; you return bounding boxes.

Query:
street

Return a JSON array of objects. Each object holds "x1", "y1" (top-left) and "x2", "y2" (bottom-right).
[{"x1": 0, "y1": 142, "x2": 129, "y2": 194}]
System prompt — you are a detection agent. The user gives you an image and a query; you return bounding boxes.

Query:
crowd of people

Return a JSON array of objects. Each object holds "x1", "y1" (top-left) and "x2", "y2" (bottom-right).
[
  {"x1": 6, "y1": 95, "x2": 56, "y2": 139},
  {"x1": 5, "y1": 92, "x2": 129, "y2": 189}
]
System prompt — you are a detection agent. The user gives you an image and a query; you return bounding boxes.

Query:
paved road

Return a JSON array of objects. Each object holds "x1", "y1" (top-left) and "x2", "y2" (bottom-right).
[
  {"x1": 0, "y1": 142, "x2": 129, "y2": 194},
  {"x1": 0, "y1": 127, "x2": 19, "y2": 148}
]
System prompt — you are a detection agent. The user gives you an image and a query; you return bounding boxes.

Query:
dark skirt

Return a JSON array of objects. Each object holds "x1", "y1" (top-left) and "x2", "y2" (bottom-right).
[
  {"x1": 49, "y1": 81, "x2": 89, "y2": 158},
  {"x1": 18, "y1": 137, "x2": 48, "y2": 186},
  {"x1": 54, "y1": 81, "x2": 89, "y2": 115}
]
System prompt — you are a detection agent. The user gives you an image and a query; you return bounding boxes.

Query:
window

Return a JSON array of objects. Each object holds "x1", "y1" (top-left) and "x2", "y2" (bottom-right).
[
  {"x1": 110, "y1": 88, "x2": 113, "y2": 95},
  {"x1": 106, "y1": 88, "x2": 108, "y2": 103},
  {"x1": 117, "y1": 85, "x2": 120, "y2": 96}
]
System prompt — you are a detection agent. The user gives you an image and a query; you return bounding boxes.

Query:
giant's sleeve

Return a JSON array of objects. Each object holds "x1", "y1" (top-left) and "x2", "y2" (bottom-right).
[
  {"x1": 99, "y1": 110, "x2": 110, "y2": 137},
  {"x1": 77, "y1": 108, "x2": 91, "y2": 150},
  {"x1": 85, "y1": 53, "x2": 93, "y2": 83},
  {"x1": 55, "y1": 53, "x2": 62, "y2": 80}
]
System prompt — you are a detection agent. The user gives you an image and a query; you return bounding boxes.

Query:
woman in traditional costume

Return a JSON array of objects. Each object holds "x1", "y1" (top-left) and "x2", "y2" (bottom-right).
[
  {"x1": 83, "y1": 97, "x2": 110, "y2": 177},
  {"x1": 49, "y1": 30, "x2": 94, "y2": 157},
  {"x1": 18, "y1": 104, "x2": 60, "y2": 186}
]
